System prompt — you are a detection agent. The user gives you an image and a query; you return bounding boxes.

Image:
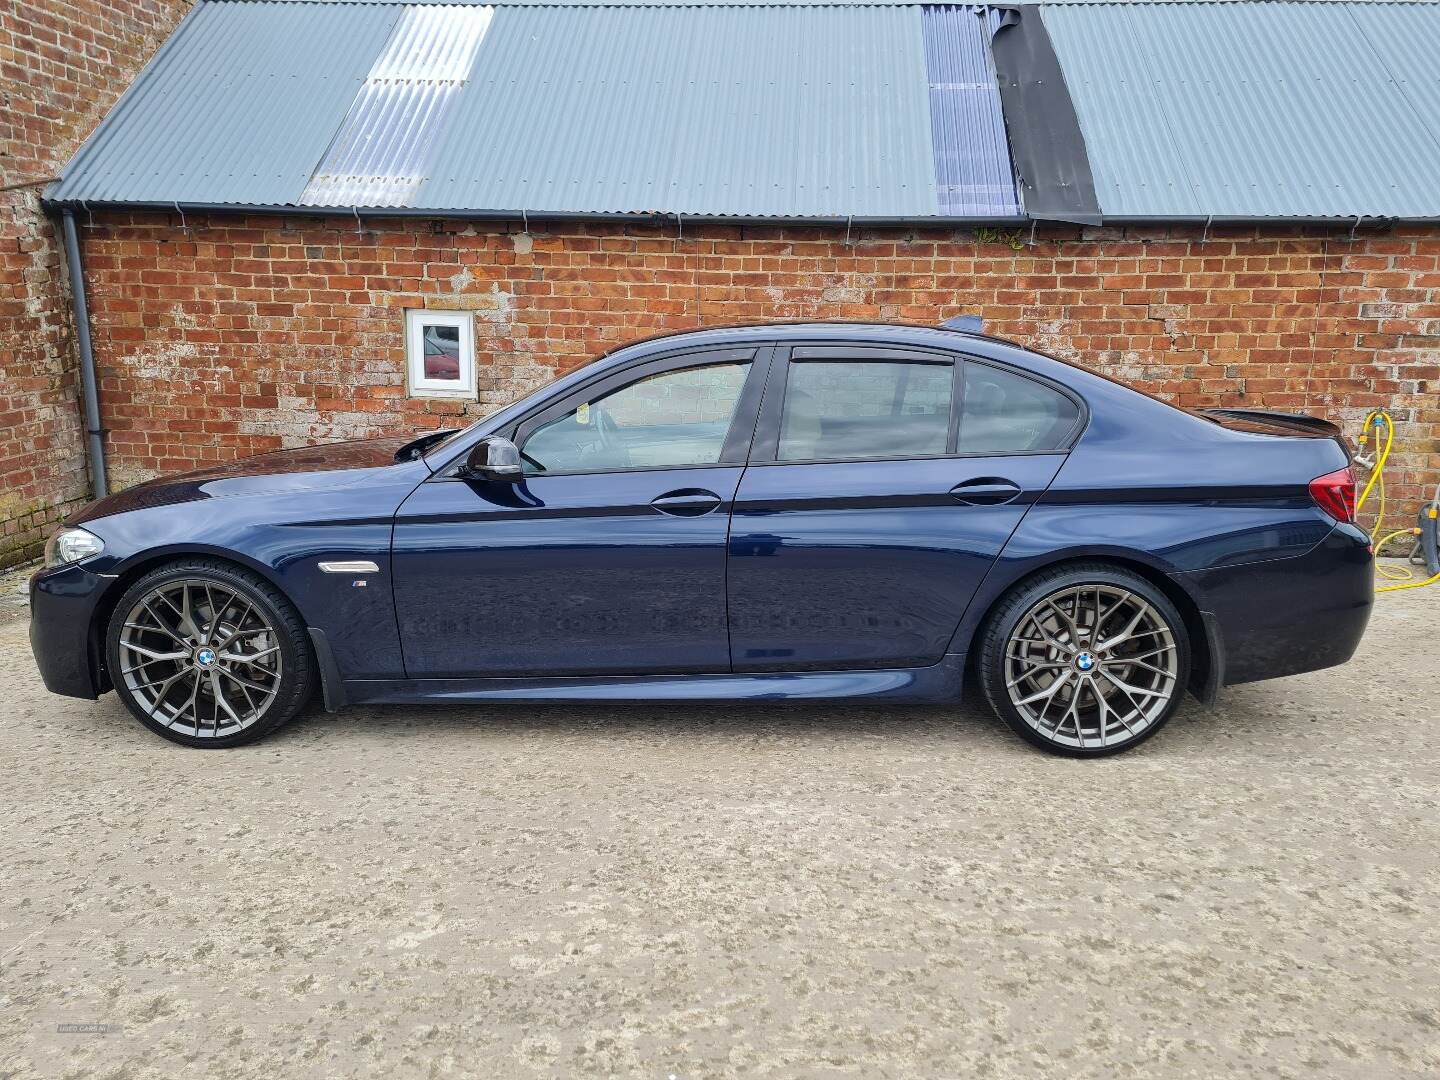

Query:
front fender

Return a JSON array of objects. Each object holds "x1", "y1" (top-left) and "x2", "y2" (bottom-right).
[{"x1": 73, "y1": 467, "x2": 425, "y2": 682}]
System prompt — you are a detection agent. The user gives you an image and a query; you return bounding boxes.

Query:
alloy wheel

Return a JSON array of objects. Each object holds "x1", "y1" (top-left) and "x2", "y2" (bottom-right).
[
  {"x1": 116, "y1": 577, "x2": 283, "y2": 738},
  {"x1": 1003, "y1": 584, "x2": 1180, "y2": 750}
]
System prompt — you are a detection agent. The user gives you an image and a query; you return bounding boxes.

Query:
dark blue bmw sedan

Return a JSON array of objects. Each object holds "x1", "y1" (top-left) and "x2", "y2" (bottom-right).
[{"x1": 30, "y1": 323, "x2": 1373, "y2": 755}]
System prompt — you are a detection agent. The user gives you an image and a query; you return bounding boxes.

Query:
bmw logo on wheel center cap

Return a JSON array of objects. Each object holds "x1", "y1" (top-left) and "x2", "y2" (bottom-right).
[
  {"x1": 195, "y1": 647, "x2": 217, "y2": 668},
  {"x1": 1075, "y1": 651, "x2": 1096, "y2": 672}
]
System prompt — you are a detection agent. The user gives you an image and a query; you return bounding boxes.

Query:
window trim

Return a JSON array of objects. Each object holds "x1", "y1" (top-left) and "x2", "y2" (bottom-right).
[
  {"x1": 749, "y1": 344, "x2": 1087, "y2": 466},
  {"x1": 958, "y1": 355, "x2": 1088, "y2": 455},
  {"x1": 406, "y1": 309, "x2": 476, "y2": 399},
  {"x1": 751, "y1": 344, "x2": 959, "y2": 464},
  {"x1": 503, "y1": 346, "x2": 771, "y2": 478}
]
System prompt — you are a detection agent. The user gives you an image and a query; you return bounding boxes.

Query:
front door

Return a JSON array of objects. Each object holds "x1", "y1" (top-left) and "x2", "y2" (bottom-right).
[
  {"x1": 727, "y1": 346, "x2": 1081, "y2": 671},
  {"x1": 392, "y1": 348, "x2": 768, "y2": 678}
]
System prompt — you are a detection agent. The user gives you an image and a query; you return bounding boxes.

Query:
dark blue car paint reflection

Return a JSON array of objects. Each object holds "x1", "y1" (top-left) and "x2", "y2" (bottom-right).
[{"x1": 29, "y1": 323, "x2": 1372, "y2": 714}]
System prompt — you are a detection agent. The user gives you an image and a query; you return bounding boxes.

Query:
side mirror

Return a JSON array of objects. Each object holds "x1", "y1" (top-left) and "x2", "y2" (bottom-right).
[{"x1": 463, "y1": 436, "x2": 523, "y2": 482}]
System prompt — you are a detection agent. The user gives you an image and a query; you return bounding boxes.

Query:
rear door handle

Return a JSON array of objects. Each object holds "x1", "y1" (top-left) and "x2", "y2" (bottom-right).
[
  {"x1": 949, "y1": 478, "x2": 1023, "y2": 506},
  {"x1": 651, "y1": 488, "x2": 723, "y2": 516}
]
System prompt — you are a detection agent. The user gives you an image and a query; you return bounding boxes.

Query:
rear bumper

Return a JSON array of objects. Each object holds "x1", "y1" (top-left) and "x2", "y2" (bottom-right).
[
  {"x1": 29, "y1": 563, "x2": 112, "y2": 699},
  {"x1": 1179, "y1": 523, "x2": 1373, "y2": 687}
]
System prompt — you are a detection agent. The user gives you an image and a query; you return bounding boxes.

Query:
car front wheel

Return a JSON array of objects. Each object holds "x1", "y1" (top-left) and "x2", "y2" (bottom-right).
[
  {"x1": 105, "y1": 559, "x2": 315, "y2": 747},
  {"x1": 977, "y1": 564, "x2": 1191, "y2": 756}
]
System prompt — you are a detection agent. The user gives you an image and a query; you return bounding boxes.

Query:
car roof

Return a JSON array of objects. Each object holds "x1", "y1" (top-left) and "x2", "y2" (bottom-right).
[
  {"x1": 612, "y1": 320, "x2": 978, "y2": 350},
  {"x1": 603, "y1": 321, "x2": 1075, "y2": 384},
  {"x1": 603, "y1": 321, "x2": 1207, "y2": 430}
]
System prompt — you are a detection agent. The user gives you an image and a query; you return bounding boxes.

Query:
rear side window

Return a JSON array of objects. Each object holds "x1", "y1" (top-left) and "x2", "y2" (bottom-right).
[
  {"x1": 958, "y1": 363, "x2": 1079, "y2": 454},
  {"x1": 778, "y1": 360, "x2": 955, "y2": 462}
]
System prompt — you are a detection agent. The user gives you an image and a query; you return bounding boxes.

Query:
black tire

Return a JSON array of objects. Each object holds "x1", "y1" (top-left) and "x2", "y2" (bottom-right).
[
  {"x1": 104, "y1": 558, "x2": 315, "y2": 748},
  {"x1": 976, "y1": 563, "x2": 1191, "y2": 757}
]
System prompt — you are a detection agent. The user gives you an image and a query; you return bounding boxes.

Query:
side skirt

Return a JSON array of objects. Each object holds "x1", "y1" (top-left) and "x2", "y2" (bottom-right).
[{"x1": 342, "y1": 654, "x2": 967, "y2": 706}]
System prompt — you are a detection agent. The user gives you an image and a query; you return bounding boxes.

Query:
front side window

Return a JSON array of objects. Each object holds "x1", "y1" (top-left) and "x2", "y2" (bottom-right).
[
  {"x1": 520, "y1": 361, "x2": 751, "y2": 474},
  {"x1": 406, "y1": 309, "x2": 476, "y2": 398},
  {"x1": 958, "y1": 363, "x2": 1079, "y2": 454},
  {"x1": 777, "y1": 360, "x2": 955, "y2": 462}
]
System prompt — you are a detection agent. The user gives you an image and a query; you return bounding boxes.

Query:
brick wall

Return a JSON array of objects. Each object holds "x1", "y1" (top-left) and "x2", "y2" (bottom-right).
[
  {"x1": 2, "y1": 7, "x2": 1437, "y2": 568},
  {"x1": 0, "y1": 0, "x2": 188, "y2": 567},
  {"x1": 59, "y1": 212, "x2": 1440, "y2": 530}
]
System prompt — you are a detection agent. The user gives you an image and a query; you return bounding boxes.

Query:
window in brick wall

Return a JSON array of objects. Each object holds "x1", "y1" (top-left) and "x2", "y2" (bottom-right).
[{"x1": 405, "y1": 309, "x2": 476, "y2": 398}]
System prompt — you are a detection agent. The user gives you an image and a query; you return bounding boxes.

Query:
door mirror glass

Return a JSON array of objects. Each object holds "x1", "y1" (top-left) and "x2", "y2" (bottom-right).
[{"x1": 464, "y1": 436, "x2": 523, "y2": 481}]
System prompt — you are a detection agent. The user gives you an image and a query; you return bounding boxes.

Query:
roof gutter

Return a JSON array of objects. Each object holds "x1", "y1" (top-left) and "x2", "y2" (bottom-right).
[
  {"x1": 37, "y1": 199, "x2": 1031, "y2": 228},
  {"x1": 39, "y1": 200, "x2": 1423, "y2": 228}
]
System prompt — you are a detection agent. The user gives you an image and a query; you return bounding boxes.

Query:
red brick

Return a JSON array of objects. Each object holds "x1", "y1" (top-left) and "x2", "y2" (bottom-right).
[
  {"x1": 20, "y1": 213, "x2": 1417, "y2": 534},
  {"x1": 0, "y1": 0, "x2": 188, "y2": 566}
]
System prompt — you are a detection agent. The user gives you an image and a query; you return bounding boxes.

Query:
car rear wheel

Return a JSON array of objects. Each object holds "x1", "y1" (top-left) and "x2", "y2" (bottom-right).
[
  {"x1": 105, "y1": 559, "x2": 315, "y2": 747},
  {"x1": 977, "y1": 564, "x2": 1190, "y2": 756}
]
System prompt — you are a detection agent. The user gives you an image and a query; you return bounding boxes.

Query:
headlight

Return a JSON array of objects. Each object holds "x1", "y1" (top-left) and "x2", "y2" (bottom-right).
[{"x1": 43, "y1": 527, "x2": 105, "y2": 569}]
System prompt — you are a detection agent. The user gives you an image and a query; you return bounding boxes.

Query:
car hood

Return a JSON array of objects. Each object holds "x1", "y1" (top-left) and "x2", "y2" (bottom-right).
[{"x1": 68, "y1": 436, "x2": 424, "y2": 525}]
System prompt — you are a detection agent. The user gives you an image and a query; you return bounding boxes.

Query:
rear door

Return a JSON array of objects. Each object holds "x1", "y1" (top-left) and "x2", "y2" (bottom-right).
[{"x1": 726, "y1": 345, "x2": 1082, "y2": 671}]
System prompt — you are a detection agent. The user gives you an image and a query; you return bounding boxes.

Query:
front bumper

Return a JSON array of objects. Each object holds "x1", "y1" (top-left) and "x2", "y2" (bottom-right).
[{"x1": 29, "y1": 562, "x2": 114, "y2": 699}]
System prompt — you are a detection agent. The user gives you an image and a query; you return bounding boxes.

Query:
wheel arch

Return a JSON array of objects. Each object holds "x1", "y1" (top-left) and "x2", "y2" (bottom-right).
[
  {"x1": 966, "y1": 552, "x2": 1216, "y2": 704},
  {"x1": 90, "y1": 547, "x2": 305, "y2": 695}
]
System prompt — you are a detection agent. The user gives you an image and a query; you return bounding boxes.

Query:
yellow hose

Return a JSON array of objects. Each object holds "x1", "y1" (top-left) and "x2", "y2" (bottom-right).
[
  {"x1": 1356, "y1": 409, "x2": 1439, "y2": 593},
  {"x1": 1355, "y1": 410, "x2": 1392, "y2": 517},
  {"x1": 1371, "y1": 472, "x2": 1417, "y2": 582},
  {"x1": 1374, "y1": 520, "x2": 1420, "y2": 582},
  {"x1": 1378, "y1": 571, "x2": 1440, "y2": 593},
  {"x1": 1374, "y1": 528, "x2": 1419, "y2": 552}
]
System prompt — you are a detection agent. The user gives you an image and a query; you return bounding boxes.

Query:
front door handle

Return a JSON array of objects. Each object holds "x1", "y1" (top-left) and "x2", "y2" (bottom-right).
[
  {"x1": 949, "y1": 478, "x2": 1023, "y2": 506},
  {"x1": 651, "y1": 489, "x2": 723, "y2": 517}
]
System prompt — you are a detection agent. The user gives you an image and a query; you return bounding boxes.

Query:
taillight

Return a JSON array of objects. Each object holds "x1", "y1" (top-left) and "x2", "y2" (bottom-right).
[{"x1": 1309, "y1": 466, "x2": 1357, "y2": 524}]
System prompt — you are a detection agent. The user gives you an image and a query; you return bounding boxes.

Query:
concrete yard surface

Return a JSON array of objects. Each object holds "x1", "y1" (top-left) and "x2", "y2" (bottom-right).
[{"x1": 1, "y1": 580, "x2": 1438, "y2": 1079}]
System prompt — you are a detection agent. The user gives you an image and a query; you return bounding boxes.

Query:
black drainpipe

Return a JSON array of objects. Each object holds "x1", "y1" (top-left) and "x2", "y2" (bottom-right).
[{"x1": 60, "y1": 209, "x2": 108, "y2": 499}]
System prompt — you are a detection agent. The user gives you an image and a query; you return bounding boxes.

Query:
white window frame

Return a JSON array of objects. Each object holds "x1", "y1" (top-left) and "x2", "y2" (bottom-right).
[{"x1": 405, "y1": 309, "x2": 476, "y2": 398}]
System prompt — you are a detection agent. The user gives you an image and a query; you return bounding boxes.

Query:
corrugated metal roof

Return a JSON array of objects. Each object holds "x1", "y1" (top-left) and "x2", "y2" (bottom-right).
[
  {"x1": 1040, "y1": 0, "x2": 1433, "y2": 4},
  {"x1": 922, "y1": 6, "x2": 1018, "y2": 216},
  {"x1": 50, "y1": 0, "x2": 1440, "y2": 221},
  {"x1": 254, "y1": 0, "x2": 1440, "y2": 5},
  {"x1": 49, "y1": 0, "x2": 1019, "y2": 220},
  {"x1": 52, "y1": 2, "x2": 400, "y2": 205},
  {"x1": 300, "y1": 5, "x2": 494, "y2": 206},
  {"x1": 417, "y1": 4, "x2": 945, "y2": 216},
  {"x1": 261, "y1": 0, "x2": 940, "y2": 5},
  {"x1": 1042, "y1": 1, "x2": 1440, "y2": 218}
]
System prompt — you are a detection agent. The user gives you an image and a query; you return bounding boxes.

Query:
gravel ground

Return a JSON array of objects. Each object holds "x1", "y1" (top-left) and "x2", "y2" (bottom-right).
[{"x1": 1, "y1": 567, "x2": 1438, "y2": 1079}]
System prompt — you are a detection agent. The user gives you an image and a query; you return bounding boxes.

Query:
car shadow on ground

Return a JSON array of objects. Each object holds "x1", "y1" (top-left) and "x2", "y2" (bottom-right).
[
  {"x1": 268, "y1": 694, "x2": 1030, "y2": 749},
  {"x1": 264, "y1": 693, "x2": 1261, "y2": 760},
  {"x1": 63, "y1": 662, "x2": 1278, "y2": 760}
]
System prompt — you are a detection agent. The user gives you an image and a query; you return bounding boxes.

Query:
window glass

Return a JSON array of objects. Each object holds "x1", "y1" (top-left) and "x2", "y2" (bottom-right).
[
  {"x1": 422, "y1": 325, "x2": 462, "y2": 381},
  {"x1": 958, "y1": 363, "x2": 1079, "y2": 453},
  {"x1": 520, "y1": 362, "x2": 751, "y2": 474},
  {"x1": 777, "y1": 360, "x2": 954, "y2": 462},
  {"x1": 406, "y1": 309, "x2": 475, "y2": 398}
]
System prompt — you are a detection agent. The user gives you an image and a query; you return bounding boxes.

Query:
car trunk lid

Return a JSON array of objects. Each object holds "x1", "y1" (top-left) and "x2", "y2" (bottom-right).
[
  {"x1": 1195, "y1": 408, "x2": 1353, "y2": 458},
  {"x1": 1196, "y1": 408, "x2": 1341, "y2": 439}
]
